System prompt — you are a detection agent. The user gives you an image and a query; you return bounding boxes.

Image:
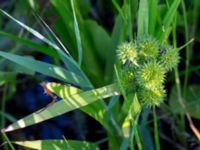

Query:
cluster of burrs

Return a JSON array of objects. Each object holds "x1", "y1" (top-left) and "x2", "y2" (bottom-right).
[{"x1": 117, "y1": 35, "x2": 180, "y2": 107}]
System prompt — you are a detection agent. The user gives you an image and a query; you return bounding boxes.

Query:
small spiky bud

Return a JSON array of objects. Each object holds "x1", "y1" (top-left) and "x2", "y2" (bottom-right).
[
  {"x1": 118, "y1": 67, "x2": 135, "y2": 93},
  {"x1": 137, "y1": 36, "x2": 159, "y2": 60},
  {"x1": 117, "y1": 42, "x2": 138, "y2": 66},
  {"x1": 159, "y1": 46, "x2": 180, "y2": 71},
  {"x1": 138, "y1": 86, "x2": 165, "y2": 107},
  {"x1": 137, "y1": 60, "x2": 165, "y2": 89}
]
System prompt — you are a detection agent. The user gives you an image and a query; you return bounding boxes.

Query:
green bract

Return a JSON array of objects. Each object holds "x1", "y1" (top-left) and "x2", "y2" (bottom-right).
[{"x1": 116, "y1": 35, "x2": 179, "y2": 107}]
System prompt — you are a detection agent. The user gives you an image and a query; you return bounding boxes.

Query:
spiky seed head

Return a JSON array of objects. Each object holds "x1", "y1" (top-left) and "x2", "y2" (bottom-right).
[
  {"x1": 118, "y1": 67, "x2": 135, "y2": 93},
  {"x1": 137, "y1": 60, "x2": 165, "y2": 88},
  {"x1": 137, "y1": 36, "x2": 159, "y2": 60},
  {"x1": 117, "y1": 42, "x2": 138, "y2": 66},
  {"x1": 159, "y1": 46, "x2": 180, "y2": 71},
  {"x1": 138, "y1": 86, "x2": 166, "y2": 107}
]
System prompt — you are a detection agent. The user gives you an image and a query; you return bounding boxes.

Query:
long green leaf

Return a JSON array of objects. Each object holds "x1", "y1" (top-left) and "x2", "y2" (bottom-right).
[
  {"x1": 13, "y1": 140, "x2": 99, "y2": 150},
  {"x1": 0, "y1": 111, "x2": 17, "y2": 123},
  {"x1": 112, "y1": 0, "x2": 125, "y2": 20},
  {"x1": 137, "y1": 0, "x2": 149, "y2": 36},
  {"x1": 0, "y1": 51, "x2": 90, "y2": 88},
  {"x1": 70, "y1": 0, "x2": 83, "y2": 66},
  {"x1": 1, "y1": 84, "x2": 120, "y2": 132},
  {"x1": 105, "y1": 15, "x2": 124, "y2": 83},
  {"x1": 163, "y1": 0, "x2": 181, "y2": 28},
  {"x1": 148, "y1": 0, "x2": 158, "y2": 35},
  {"x1": 0, "y1": 31, "x2": 59, "y2": 58},
  {"x1": 160, "y1": 0, "x2": 181, "y2": 40},
  {"x1": 0, "y1": 9, "x2": 85, "y2": 78}
]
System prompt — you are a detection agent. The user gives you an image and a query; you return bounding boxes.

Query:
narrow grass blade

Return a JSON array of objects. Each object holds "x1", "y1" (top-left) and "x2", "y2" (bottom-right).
[
  {"x1": 13, "y1": 140, "x2": 99, "y2": 150},
  {"x1": 148, "y1": 0, "x2": 158, "y2": 35},
  {"x1": 160, "y1": 0, "x2": 181, "y2": 40},
  {"x1": 0, "y1": 31, "x2": 59, "y2": 59},
  {"x1": 34, "y1": 13, "x2": 70, "y2": 56},
  {"x1": 0, "y1": 111, "x2": 17, "y2": 123},
  {"x1": 131, "y1": 117, "x2": 142, "y2": 150},
  {"x1": 137, "y1": 0, "x2": 149, "y2": 36},
  {"x1": 0, "y1": 9, "x2": 61, "y2": 54},
  {"x1": 112, "y1": 0, "x2": 125, "y2": 21},
  {"x1": 70, "y1": 0, "x2": 83, "y2": 66},
  {"x1": 163, "y1": 0, "x2": 181, "y2": 28},
  {"x1": 1, "y1": 84, "x2": 120, "y2": 132},
  {"x1": 0, "y1": 51, "x2": 89, "y2": 88},
  {"x1": 181, "y1": 1, "x2": 190, "y2": 97},
  {"x1": 2, "y1": 133, "x2": 15, "y2": 150},
  {"x1": 0, "y1": 9, "x2": 84, "y2": 77},
  {"x1": 105, "y1": 15, "x2": 124, "y2": 82},
  {"x1": 125, "y1": 0, "x2": 133, "y2": 40}
]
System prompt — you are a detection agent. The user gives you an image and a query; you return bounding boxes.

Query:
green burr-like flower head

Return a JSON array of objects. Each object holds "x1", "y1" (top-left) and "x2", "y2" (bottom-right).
[
  {"x1": 117, "y1": 42, "x2": 138, "y2": 66},
  {"x1": 159, "y1": 46, "x2": 180, "y2": 71},
  {"x1": 137, "y1": 60, "x2": 165, "y2": 89},
  {"x1": 138, "y1": 86, "x2": 166, "y2": 107},
  {"x1": 137, "y1": 36, "x2": 159, "y2": 60},
  {"x1": 115, "y1": 34, "x2": 182, "y2": 108}
]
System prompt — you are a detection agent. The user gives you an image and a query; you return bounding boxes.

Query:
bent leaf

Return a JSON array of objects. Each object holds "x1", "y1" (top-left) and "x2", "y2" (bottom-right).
[
  {"x1": 0, "y1": 51, "x2": 90, "y2": 89},
  {"x1": 71, "y1": 0, "x2": 83, "y2": 66},
  {"x1": 1, "y1": 84, "x2": 120, "y2": 132},
  {"x1": 13, "y1": 140, "x2": 99, "y2": 150}
]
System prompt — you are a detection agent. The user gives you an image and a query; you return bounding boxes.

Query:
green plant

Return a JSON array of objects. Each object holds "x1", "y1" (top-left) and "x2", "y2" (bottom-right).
[
  {"x1": 0, "y1": 0, "x2": 198, "y2": 150},
  {"x1": 116, "y1": 35, "x2": 180, "y2": 107}
]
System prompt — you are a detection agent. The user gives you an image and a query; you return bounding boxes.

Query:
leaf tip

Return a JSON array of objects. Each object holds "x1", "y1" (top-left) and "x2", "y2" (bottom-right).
[
  {"x1": 1, "y1": 126, "x2": 13, "y2": 133},
  {"x1": 1, "y1": 128, "x2": 6, "y2": 133}
]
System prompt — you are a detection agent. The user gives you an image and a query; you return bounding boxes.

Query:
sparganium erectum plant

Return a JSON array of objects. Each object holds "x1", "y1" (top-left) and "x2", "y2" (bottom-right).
[{"x1": 117, "y1": 35, "x2": 180, "y2": 107}]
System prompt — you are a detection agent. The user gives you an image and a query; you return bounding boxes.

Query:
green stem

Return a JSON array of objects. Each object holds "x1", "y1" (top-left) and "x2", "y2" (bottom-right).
[
  {"x1": 181, "y1": 0, "x2": 190, "y2": 97},
  {"x1": 153, "y1": 107, "x2": 160, "y2": 150},
  {"x1": 172, "y1": 13, "x2": 187, "y2": 146},
  {"x1": 131, "y1": 116, "x2": 142, "y2": 150},
  {"x1": 127, "y1": 0, "x2": 133, "y2": 40},
  {"x1": 2, "y1": 133, "x2": 15, "y2": 150},
  {"x1": 130, "y1": 131, "x2": 135, "y2": 150}
]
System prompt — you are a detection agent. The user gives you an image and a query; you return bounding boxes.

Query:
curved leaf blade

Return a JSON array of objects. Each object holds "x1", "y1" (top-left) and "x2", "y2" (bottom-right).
[
  {"x1": 0, "y1": 51, "x2": 90, "y2": 88},
  {"x1": 1, "y1": 84, "x2": 120, "y2": 132}
]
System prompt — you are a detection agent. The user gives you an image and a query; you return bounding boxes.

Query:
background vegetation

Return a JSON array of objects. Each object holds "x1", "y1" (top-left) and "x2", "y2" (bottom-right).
[{"x1": 0, "y1": 0, "x2": 200, "y2": 149}]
